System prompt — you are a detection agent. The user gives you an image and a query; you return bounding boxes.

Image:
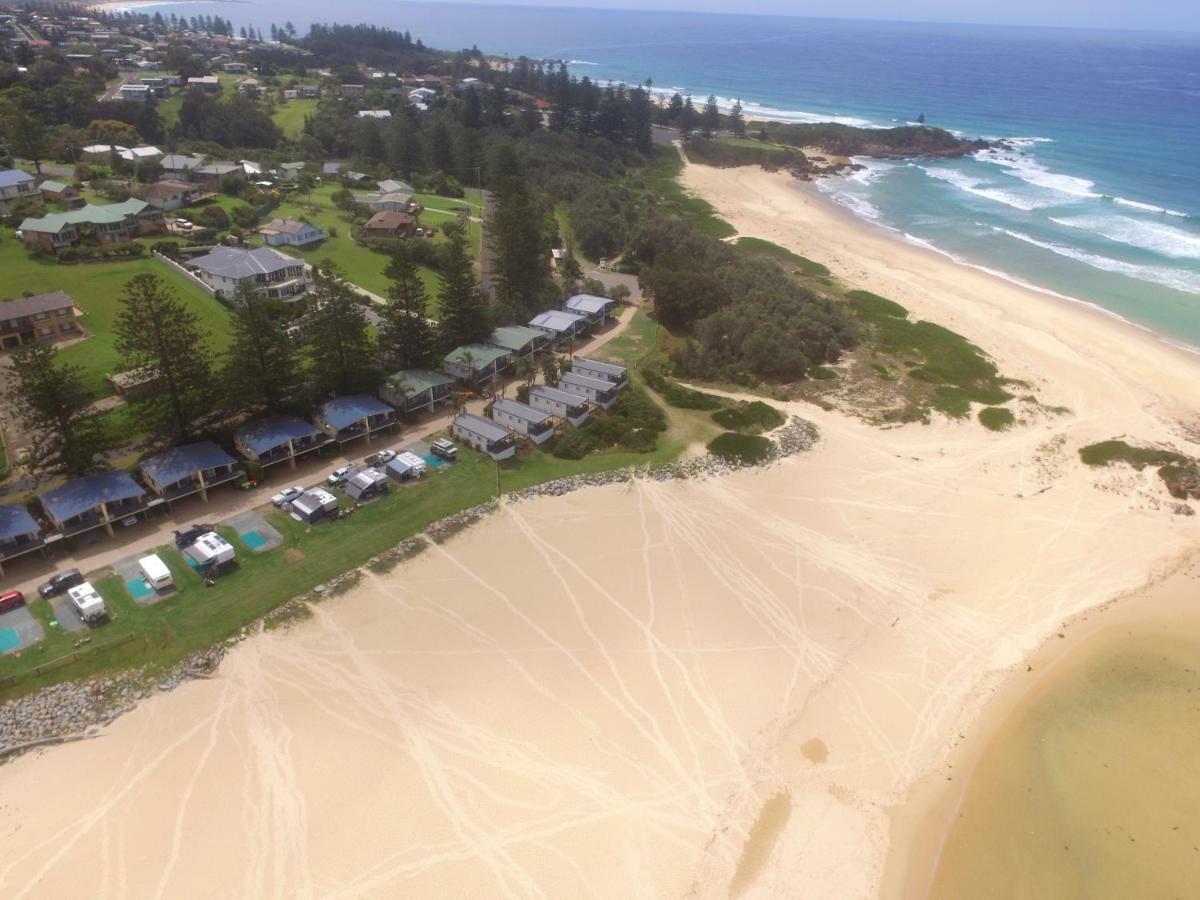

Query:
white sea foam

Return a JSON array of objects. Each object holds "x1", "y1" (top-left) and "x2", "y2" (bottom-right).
[
  {"x1": 1051, "y1": 214, "x2": 1200, "y2": 260},
  {"x1": 632, "y1": 82, "x2": 882, "y2": 128},
  {"x1": 921, "y1": 166, "x2": 1057, "y2": 211},
  {"x1": 1001, "y1": 228, "x2": 1200, "y2": 294},
  {"x1": 1112, "y1": 197, "x2": 1191, "y2": 218},
  {"x1": 977, "y1": 152, "x2": 1101, "y2": 200},
  {"x1": 815, "y1": 181, "x2": 884, "y2": 221}
]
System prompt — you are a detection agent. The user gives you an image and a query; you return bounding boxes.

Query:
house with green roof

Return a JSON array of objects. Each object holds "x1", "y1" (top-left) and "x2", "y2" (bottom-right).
[
  {"x1": 38, "y1": 180, "x2": 82, "y2": 208},
  {"x1": 489, "y1": 324, "x2": 549, "y2": 357},
  {"x1": 379, "y1": 369, "x2": 454, "y2": 415},
  {"x1": 17, "y1": 199, "x2": 162, "y2": 250},
  {"x1": 444, "y1": 343, "x2": 513, "y2": 385}
]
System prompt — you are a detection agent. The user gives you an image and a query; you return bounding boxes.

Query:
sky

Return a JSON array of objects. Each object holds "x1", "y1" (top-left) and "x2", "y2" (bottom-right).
[{"x1": 429, "y1": 0, "x2": 1200, "y2": 32}]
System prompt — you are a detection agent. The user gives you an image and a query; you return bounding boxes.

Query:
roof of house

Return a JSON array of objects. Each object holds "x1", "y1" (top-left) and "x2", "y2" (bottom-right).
[
  {"x1": 444, "y1": 343, "x2": 510, "y2": 370},
  {"x1": 489, "y1": 325, "x2": 546, "y2": 352},
  {"x1": 317, "y1": 395, "x2": 395, "y2": 431},
  {"x1": 0, "y1": 291, "x2": 74, "y2": 319},
  {"x1": 347, "y1": 469, "x2": 388, "y2": 491},
  {"x1": 0, "y1": 504, "x2": 40, "y2": 542},
  {"x1": 139, "y1": 179, "x2": 193, "y2": 199},
  {"x1": 197, "y1": 162, "x2": 241, "y2": 176},
  {"x1": 378, "y1": 178, "x2": 414, "y2": 194},
  {"x1": 260, "y1": 217, "x2": 321, "y2": 236},
  {"x1": 40, "y1": 470, "x2": 146, "y2": 523},
  {"x1": 236, "y1": 416, "x2": 323, "y2": 455},
  {"x1": 0, "y1": 169, "x2": 36, "y2": 189},
  {"x1": 492, "y1": 397, "x2": 552, "y2": 424},
  {"x1": 187, "y1": 75, "x2": 219, "y2": 84},
  {"x1": 38, "y1": 180, "x2": 69, "y2": 193},
  {"x1": 531, "y1": 384, "x2": 589, "y2": 408},
  {"x1": 529, "y1": 310, "x2": 585, "y2": 332},
  {"x1": 564, "y1": 293, "x2": 615, "y2": 315},
  {"x1": 561, "y1": 371, "x2": 617, "y2": 393},
  {"x1": 160, "y1": 154, "x2": 204, "y2": 170},
  {"x1": 384, "y1": 369, "x2": 453, "y2": 396},
  {"x1": 356, "y1": 109, "x2": 391, "y2": 118},
  {"x1": 454, "y1": 413, "x2": 511, "y2": 442},
  {"x1": 191, "y1": 246, "x2": 299, "y2": 280},
  {"x1": 18, "y1": 199, "x2": 150, "y2": 234},
  {"x1": 364, "y1": 210, "x2": 415, "y2": 230},
  {"x1": 572, "y1": 356, "x2": 627, "y2": 378},
  {"x1": 140, "y1": 441, "x2": 237, "y2": 487},
  {"x1": 322, "y1": 162, "x2": 343, "y2": 175},
  {"x1": 118, "y1": 145, "x2": 161, "y2": 160}
]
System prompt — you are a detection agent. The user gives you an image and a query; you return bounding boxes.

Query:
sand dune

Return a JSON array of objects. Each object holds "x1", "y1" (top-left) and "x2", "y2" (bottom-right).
[{"x1": 0, "y1": 165, "x2": 1198, "y2": 898}]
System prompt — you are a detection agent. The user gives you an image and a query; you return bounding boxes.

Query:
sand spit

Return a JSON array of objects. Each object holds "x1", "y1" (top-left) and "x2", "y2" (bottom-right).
[{"x1": 0, "y1": 163, "x2": 1197, "y2": 897}]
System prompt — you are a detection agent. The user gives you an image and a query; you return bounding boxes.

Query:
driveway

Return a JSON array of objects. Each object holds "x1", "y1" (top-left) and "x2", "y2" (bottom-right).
[{"x1": 0, "y1": 605, "x2": 44, "y2": 653}]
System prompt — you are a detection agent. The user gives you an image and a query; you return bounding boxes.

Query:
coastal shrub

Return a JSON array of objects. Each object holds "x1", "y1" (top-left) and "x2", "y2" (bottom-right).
[
  {"x1": 732, "y1": 238, "x2": 831, "y2": 277},
  {"x1": 847, "y1": 289, "x2": 907, "y2": 319},
  {"x1": 549, "y1": 385, "x2": 666, "y2": 460},
  {"x1": 1077, "y1": 440, "x2": 1189, "y2": 469},
  {"x1": 711, "y1": 401, "x2": 786, "y2": 434},
  {"x1": 810, "y1": 366, "x2": 838, "y2": 380},
  {"x1": 761, "y1": 122, "x2": 979, "y2": 158},
  {"x1": 198, "y1": 205, "x2": 230, "y2": 229},
  {"x1": 684, "y1": 137, "x2": 800, "y2": 171},
  {"x1": 641, "y1": 367, "x2": 724, "y2": 410},
  {"x1": 978, "y1": 407, "x2": 1015, "y2": 431},
  {"x1": 707, "y1": 432, "x2": 774, "y2": 464}
]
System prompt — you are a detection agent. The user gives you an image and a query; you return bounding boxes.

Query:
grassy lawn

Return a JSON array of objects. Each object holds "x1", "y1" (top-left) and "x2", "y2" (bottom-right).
[
  {"x1": 731, "y1": 237, "x2": 830, "y2": 277},
  {"x1": 0, "y1": 235, "x2": 233, "y2": 398},
  {"x1": 270, "y1": 98, "x2": 318, "y2": 140}
]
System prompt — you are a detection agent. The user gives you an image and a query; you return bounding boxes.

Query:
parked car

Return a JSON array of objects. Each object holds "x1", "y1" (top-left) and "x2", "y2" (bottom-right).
[
  {"x1": 173, "y1": 523, "x2": 214, "y2": 549},
  {"x1": 175, "y1": 218, "x2": 193, "y2": 230},
  {"x1": 430, "y1": 438, "x2": 458, "y2": 461},
  {"x1": 365, "y1": 449, "x2": 396, "y2": 467},
  {"x1": 0, "y1": 590, "x2": 26, "y2": 613},
  {"x1": 327, "y1": 464, "x2": 358, "y2": 486},
  {"x1": 37, "y1": 568, "x2": 84, "y2": 599},
  {"x1": 271, "y1": 485, "x2": 304, "y2": 507}
]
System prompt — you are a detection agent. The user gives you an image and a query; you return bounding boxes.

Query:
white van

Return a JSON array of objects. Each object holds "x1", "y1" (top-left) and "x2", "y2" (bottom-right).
[{"x1": 138, "y1": 553, "x2": 174, "y2": 591}]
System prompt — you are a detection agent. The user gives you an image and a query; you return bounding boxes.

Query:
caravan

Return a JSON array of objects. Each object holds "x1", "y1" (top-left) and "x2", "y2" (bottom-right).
[
  {"x1": 67, "y1": 582, "x2": 108, "y2": 624},
  {"x1": 138, "y1": 553, "x2": 174, "y2": 591},
  {"x1": 184, "y1": 532, "x2": 237, "y2": 570},
  {"x1": 386, "y1": 451, "x2": 428, "y2": 483}
]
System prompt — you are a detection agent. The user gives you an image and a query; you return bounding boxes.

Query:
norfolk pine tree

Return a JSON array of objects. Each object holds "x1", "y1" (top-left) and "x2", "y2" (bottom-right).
[
  {"x1": 380, "y1": 247, "x2": 437, "y2": 370},
  {"x1": 222, "y1": 284, "x2": 303, "y2": 411},
  {"x1": 437, "y1": 223, "x2": 491, "y2": 349},
  {"x1": 305, "y1": 262, "x2": 379, "y2": 398}
]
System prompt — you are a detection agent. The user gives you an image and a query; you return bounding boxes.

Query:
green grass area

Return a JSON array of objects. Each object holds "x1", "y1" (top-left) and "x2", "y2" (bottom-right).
[
  {"x1": 978, "y1": 407, "x2": 1016, "y2": 432},
  {"x1": 846, "y1": 289, "x2": 1012, "y2": 419},
  {"x1": 707, "y1": 432, "x2": 774, "y2": 464},
  {"x1": 643, "y1": 146, "x2": 736, "y2": 239},
  {"x1": 641, "y1": 367, "x2": 724, "y2": 410},
  {"x1": 685, "y1": 135, "x2": 801, "y2": 170},
  {"x1": 711, "y1": 401, "x2": 786, "y2": 434},
  {"x1": 414, "y1": 190, "x2": 483, "y2": 214},
  {"x1": 1078, "y1": 440, "x2": 1190, "y2": 469},
  {"x1": 731, "y1": 237, "x2": 830, "y2": 277},
  {"x1": 270, "y1": 98, "x2": 319, "y2": 140},
  {"x1": 0, "y1": 234, "x2": 233, "y2": 398}
]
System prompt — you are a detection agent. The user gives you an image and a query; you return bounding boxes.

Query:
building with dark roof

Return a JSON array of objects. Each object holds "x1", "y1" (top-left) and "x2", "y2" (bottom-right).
[
  {"x1": 235, "y1": 416, "x2": 330, "y2": 469},
  {"x1": 39, "y1": 470, "x2": 149, "y2": 537},
  {"x1": 452, "y1": 413, "x2": 516, "y2": 461},
  {"x1": 0, "y1": 168, "x2": 43, "y2": 217},
  {"x1": 314, "y1": 395, "x2": 398, "y2": 443},
  {"x1": 0, "y1": 504, "x2": 43, "y2": 573},
  {"x1": 0, "y1": 291, "x2": 79, "y2": 349},
  {"x1": 363, "y1": 210, "x2": 416, "y2": 238},
  {"x1": 139, "y1": 441, "x2": 241, "y2": 502},
  {"x1": 138, "y1": 179, "x2": 200, "y2": 211},
  {"x1": 380, "y1": 369, "x2": 454, "y2": 415},
  {"x1": 189, "y1": 246, "x2": 309, "y2": 302}
]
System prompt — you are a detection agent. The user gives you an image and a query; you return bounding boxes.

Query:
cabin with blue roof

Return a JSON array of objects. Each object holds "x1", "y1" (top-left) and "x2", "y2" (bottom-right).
[
  {"x1": 314, "y1": 395, "x2": 398, "y2": 443},
  {"x1": 0, "y1": 504, "x2": 43, "y2": 574},
  {"x1": 139, "y1": 441, "x2": 242, "y2": 502},
  {"x1": 39, "y1": 470, "x2": 149, "y2": 537},
  {"x1": 235, "y1": 416, "x2": 330, "y2": 469}
]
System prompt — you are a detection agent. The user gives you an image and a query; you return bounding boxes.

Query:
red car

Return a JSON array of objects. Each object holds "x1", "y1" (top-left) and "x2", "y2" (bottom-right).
[{"x1": 0, "y1": 590, "x2": 26, "y2": 613}]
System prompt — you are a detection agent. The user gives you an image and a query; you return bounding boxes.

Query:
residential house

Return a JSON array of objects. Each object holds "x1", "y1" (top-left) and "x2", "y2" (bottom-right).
[
  {"x1": 139, "y1": 441, "x2": 242, "y2": 502},
  {"x1": 0, "y1": 504, "x2": 43, "y2": 573},
  {"x1": 138, "y1": 179, "x2": 200, "y2": 211},
  {"x1": 0, "y1": 291, "x2": 79, "y2": 349},
  {"x1": 408, "y1": 87, "x2": 436, "y2": 109},
  {"x1": 322, "y1": 162, "x2": 344, "y2": 177},
  {"x1": 39, "y1": 180, "x2": 82, "y2": 207},
  {"x1": 160, "y1": 154, "x2": 205, "y2": 179},
  {"x1": 39, "y1": 470, "x2": 149, "y2": 538},
  {"x1": 81, "y1": 144, "x2": 127, "y2": 161},
  {"x1": 193, "y1": 162, "x2": 245, "y2": 192},
  {"x1": 490, "y1": 398, "x2": 554, "y2": 444},
  {"x1": 313, "y1": 395, "x2": 398, "y2": 443},
  {"x1": 118, "y1": 145, "x2": 163, "y2": 164},
  {"x1": 235, "y1": 416, "x2": 330, "y2": 469},
  {"x1": 223, "y1": 61, "x2": 249, "y2": 74},
  {"x1": 298, "y1": 83, "x2": 321, "y2": 98},
  {"x1": 116, "y1": 82, "x2": 151, "y2": 101},
  {"x1": 569, "y1": 356, "x2": 628, "y2": 389},
  {"x1": 277, "y1": 162, "x2": 306, "y2": 182},
  {"x1": 258, "y1": 217, "x2": 325, "y2": 247},
  {"x1": 444, "y1": 343, "x2": 512, "y2": 385},
  {"x1": 344, "y1": 468, "x2": 389, "y2": 502},
  {"x1": 528, "y1": 309, "x2": 587, "y2": 344},
  {"x1": 564, "y1": 293, "x2": 618, "y2": 326},
  {"x1": 529, "y1": 385, "x2": 590, "y2": 426},
  {"x1": 378, "y1": 178, "x2": 415, "y2": 195},
  {"x1": 379, "y1": 369, "x2": 453, "y2": 415},
  {"x1": 340, "y1": 83, "x2": 365, "y2": 99},
  {"x1": 356, "y1": 190, "x2": 414, "y2": 212},
  {"x1": 189, "y1": 245, "x2": 310, "y2": 302},
  {"x1": 18, "y1": 199, "x2": 162, "y2": 250},
  {"x1": 363, "y1": 210, "x2": 416, "y2": 239},
  {"x1": 0, "y1": 168, "x2": 43, "y2": 217},
  {"x1": 452, "y1": 413, "x2": 516, "y2": 461},
  {"x1": 187, "y1": 75, "x2": 221, "y2": 92},
  {"x1": 238, "y1": 77, "x2": 260, "y2": 96},
  {"x1": 488, "y1": 325, "x2": 549, "y2": 358},
  {"x1": 356, "y1": 109, "x2": 391, "y2": 119},
  {"x1": 559, "y1": 371, "x2": 620, "y2": 410},
  {"x1": 282, "y1": 88, "x2": 298, "y2": 101}
]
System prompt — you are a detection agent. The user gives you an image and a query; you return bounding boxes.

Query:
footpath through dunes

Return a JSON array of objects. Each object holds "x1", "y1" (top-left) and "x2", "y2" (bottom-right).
[{"x1": 0, "y1": 398, "x2": 1195, "y2": 897}]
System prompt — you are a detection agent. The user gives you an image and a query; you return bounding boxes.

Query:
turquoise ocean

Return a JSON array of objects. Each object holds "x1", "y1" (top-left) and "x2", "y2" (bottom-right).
[{"x1": 139, "y1": 3, "x2": 1200, "y2": 347}]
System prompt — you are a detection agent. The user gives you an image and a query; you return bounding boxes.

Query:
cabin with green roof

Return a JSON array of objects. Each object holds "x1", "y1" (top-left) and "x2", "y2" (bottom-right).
[
  {"x1": 379, "y1": 369, "x2": 454, "y2": 415},
  {"x1": 17, "y1": 199, "x2": 162, "y2": 250},
  {"x1": 489, "y1": 324, "x2": 549, "y2": 357},
  {"x1": 444, "y1": 343, "x2": 512, "y2": 385}
]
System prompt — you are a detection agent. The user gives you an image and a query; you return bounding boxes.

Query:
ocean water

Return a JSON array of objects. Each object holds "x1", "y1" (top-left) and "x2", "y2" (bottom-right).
[{"x1": 140, "y1": 3, "x2": 1200, "y2": 345}]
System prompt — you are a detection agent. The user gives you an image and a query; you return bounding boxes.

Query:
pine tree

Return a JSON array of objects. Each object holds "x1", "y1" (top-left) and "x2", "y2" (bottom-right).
[
  {"x1": 430, "y1": 119, "x2": 453, "y2": 172},
  {"x1": 305, "y1": 262, "x2": 379, "y2": 398},
  {"x1": 114, "y1": 274, "x2": 216, "y2": 440},
  {"x1": 730, "y1": 99, "x2": 746, "y2": 138},
  {"x1": 489, "y1": 175, "x2": 552, "y2": 320},
  {"x1": 2, "y1": 343, "x2": 106, "y2": 478},
  {"x1": 702, "y1": 94, "x2": 720, "y2": 138},
  {"x1": 437, "y1": 224, "x2": 491, "y2": 350},
  {"x1": 679, "y1": 96, "x2": 697, "y2": 136},
  {"x1": 222, "y1": 285, "x2": 303, "y2": 411},
  {"x1": 380, "y1": 248, "x2": 436, "y2": 370}
]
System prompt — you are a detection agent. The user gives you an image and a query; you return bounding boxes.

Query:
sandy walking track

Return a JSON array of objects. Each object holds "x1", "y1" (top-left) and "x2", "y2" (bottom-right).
[{"x1": 0, "y1": 164, "x2": 1198, "y2": 898}]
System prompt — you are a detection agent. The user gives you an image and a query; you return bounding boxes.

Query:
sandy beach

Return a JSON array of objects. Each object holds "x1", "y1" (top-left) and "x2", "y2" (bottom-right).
[{"x1": 1, "y1": 163, "x2": 1198, "y2": 898}]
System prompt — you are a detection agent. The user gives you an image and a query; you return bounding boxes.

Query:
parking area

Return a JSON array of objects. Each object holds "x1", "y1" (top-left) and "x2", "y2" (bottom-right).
[
  {"x1": 224, "y1": 512, "x2": 283, "y2": 553},
  {"x1": 0, "y1": 605, "x2": 45, "y2": 654},
  {"x1": 112, "y1": 553, "x2": 174, "y2": 607},
  {"x1": 51, "y1": 598, "x2": 87, "y2": 633}
]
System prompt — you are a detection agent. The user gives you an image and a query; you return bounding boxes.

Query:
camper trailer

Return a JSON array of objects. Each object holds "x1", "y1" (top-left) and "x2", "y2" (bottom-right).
[
  {"x1": 67, "y1": 582, "x2": 108, "y2": 624},
  {"x1": 290, "y1": 488, "x2": 339, "y2": 524},
  {"x1": 184, "y1": 532, "x2": 237, "y2": 570},
  {"x1": 138, "y1": 553, "x2": 174, "y2": 591},
  {"x1": 386, "y1": 451, "x2": 428, "y2": 482}
]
